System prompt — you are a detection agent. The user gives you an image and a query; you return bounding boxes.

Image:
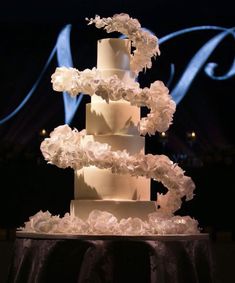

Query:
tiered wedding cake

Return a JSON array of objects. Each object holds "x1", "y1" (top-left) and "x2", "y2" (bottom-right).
[
  {"x1": 71, "y1": 37, "x2": 156, "y2": 221},
  {"x1": 21, "y1": 14, "x2": 200, "y2": 235}
]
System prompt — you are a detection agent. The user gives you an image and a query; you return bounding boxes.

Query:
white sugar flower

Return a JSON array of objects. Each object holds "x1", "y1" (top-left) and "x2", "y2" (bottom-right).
[
  {"x1": 118, "y1": 217, "x2": 146, "y2": 235},
  {"x1": 87, "y1": 210, "x2": 118, "y2": 234},
  {"x1": 23, "y1": 211, "x2": 60, "y2": 233},
  {"x1": 21, "y1": 209, "x2": 199, "y2": 235}
]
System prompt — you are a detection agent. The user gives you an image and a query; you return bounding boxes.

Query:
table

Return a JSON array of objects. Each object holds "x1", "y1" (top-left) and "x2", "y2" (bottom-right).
[{"x1": 7, "y1": 232, "x2": 215, "y2": 283}]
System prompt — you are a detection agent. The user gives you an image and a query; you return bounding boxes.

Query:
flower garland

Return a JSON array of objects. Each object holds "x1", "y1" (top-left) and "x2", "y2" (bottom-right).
[
  {"x1": 20, "y1": 210, "x2": 200, "y2": 235},
  {"x1": 86, "y1": 13, "x2": 160, "y2": 75},
  {"x1": 51, "y1": 67, "x2": 176, "y2": 135},
  {"x1": 40, "y1": 125, "x2": 195, "y2": 214}
]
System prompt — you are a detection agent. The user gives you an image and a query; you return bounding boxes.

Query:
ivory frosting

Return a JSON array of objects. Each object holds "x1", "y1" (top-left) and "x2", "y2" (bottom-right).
[
  {"x1": 74, "y1": 167, "x2": 150, "y2": 200},
  {"x1": 86, "y1": 102, "x2": 140, "y2": 135},
  {"x1": 97, "y1": 38, "x2": 131, "y2": 71}
]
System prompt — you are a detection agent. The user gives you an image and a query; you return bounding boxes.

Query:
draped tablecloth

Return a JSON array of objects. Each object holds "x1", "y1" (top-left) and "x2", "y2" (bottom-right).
[{"x1": 7, "y1": 233, "x2": 215, "y2": 283}]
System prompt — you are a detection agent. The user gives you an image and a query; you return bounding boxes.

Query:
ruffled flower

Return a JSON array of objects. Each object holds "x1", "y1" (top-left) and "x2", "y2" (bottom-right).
[
  {"x1": 148, "y1": 212, "x2": 200, "y2": 234},
  {"x1": 54, "y1": 213, "x2": 89, "y2": 234},
  {"x1": 87, "y1": 210, "x2": 118, "y2": 234},
  {"x1": 23, "y1": 211, "x2": 60, "y2": 233},
  {"x1": 40, "y1": 125, "x2": 87, "y2": 169},
  {"x1": 51, "y1": 67, "x2": 80, "y2": 96}
]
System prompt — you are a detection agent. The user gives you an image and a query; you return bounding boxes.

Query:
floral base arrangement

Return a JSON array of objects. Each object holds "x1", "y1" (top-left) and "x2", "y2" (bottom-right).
[{"x1": 19, "y1": 210, "x2": 200, "y2": 235}]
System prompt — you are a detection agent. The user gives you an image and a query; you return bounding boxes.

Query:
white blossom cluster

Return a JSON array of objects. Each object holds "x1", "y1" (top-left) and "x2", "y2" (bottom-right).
[
  {"x1": 40, "y1": 125, "x2": 195, "y2": 214},
  {"x1": 20, "y1": 210, "x2": 200, "y2": 235},
  {"x1": 51, "y1": 67, "x2": 176, "y2": 135},
  {"x1": 86, "y1": 13, "x2": 160, "y2": 75}
]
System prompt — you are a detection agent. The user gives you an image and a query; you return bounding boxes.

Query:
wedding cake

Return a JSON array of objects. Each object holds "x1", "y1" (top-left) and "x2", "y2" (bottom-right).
[
  {"x1": 21, "y1": 14, "x2": 200, "y2": 235},
  {"x1": 71, "y1": 37, "x2": 155, "y2": 220}
]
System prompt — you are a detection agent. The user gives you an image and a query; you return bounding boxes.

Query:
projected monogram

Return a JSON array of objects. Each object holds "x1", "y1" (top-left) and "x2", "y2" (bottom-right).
[{"x1": 0, "y1": 26, "x2": 234, "y2": 125}]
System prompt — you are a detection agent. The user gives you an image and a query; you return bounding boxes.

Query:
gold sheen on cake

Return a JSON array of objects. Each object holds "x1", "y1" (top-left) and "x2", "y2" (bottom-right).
[
  {"x1": 71, "y1": 38, "x2": 154, "y2": 220},
  {"x1": 23, "y1": 14, "x2": 200, "y2": 235}
]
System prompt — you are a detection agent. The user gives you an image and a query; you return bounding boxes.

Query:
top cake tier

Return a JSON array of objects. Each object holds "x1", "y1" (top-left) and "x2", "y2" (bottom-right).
[
  {"x1": 91, "y1": 38, "x2": 135, "y2": 103},
  {"x1": 97, "y1": 38, "x2": 131, "y2": 70}
]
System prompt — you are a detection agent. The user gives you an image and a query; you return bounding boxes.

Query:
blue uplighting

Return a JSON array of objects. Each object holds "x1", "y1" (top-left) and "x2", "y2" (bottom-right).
[{"x1": 0, "y1": 26, "x2": 234, "y2": 125}]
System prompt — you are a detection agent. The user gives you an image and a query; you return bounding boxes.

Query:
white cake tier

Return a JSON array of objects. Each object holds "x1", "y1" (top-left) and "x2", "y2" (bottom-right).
[
  {"x1": 97, "y1": 38, "x2": 131, "y2": 70},
  {"x1": 82, "y1": 134, "x2": 145, "y2": 154},
  {"x1": 86, "y1": 102, "x2": 140, "y2": 135},
  {"x1": 92, "y1": 38, "x2": 136, "y2": 103},
  {"x1": 74, "y1": 166, "x2": 150, "y2": 200},
  {"x1": 70, "y1": 200, "x2": 157, "y2": 221}
]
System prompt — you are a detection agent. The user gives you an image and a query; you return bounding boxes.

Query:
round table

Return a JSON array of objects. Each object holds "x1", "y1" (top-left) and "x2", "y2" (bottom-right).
[{"x1": 7, "y1": 232, "x2": 215, "y2": 283}]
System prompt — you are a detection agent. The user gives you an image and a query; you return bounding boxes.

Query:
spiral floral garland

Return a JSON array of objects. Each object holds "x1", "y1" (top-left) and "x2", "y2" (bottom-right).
[
  {"x1": 40, "y1": 125, "x2": 195, "y2": 214},
  {"x1": 51, "y1": 67, "x2": 176, "y2": 135}
]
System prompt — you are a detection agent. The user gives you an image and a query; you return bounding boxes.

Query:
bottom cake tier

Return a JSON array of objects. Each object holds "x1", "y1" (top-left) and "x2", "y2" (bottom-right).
[{"x1": 70, "y1": 200, "x2": 157, "y2": 221}]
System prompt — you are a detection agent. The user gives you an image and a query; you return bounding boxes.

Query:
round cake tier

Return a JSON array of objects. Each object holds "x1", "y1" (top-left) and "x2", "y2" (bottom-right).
[
  {"x1": 97, "y1": 38, "x2": 131, "y2": 70},
  {"x1": 71, "y1": 200, "x2": 157, "y2": 221},
  {"x1": 82, "y1": 134, "x2": 145, "y2": 155},
  {"x1": 74, "y1": 167, "x2": 150, "y2": 201},
  {"x1": 86, "y1": 102, "x2": 140, "y2": 135}
]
